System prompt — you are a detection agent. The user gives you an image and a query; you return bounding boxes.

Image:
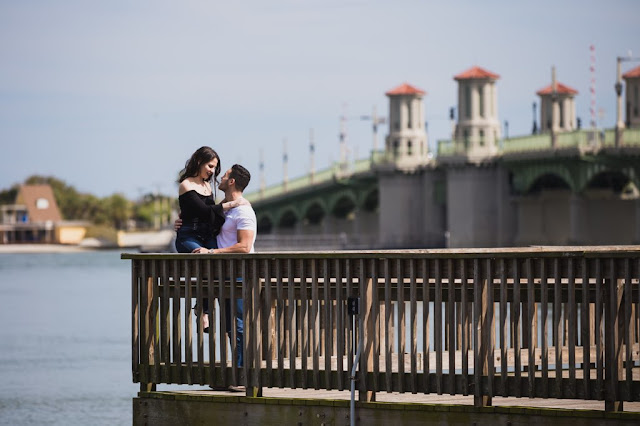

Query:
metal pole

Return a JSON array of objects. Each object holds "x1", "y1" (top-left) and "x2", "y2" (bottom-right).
[
  {"x1": 348, "y1": 297, "x2": 361, "y2": 426},
  {"x1": 615, "y1": 57, "x2": 625, "y2": 131}
]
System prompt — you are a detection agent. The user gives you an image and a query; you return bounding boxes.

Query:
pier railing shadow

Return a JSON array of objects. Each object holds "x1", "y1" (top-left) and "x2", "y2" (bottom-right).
[{"x1": 122, "y1": 247, "x2": 640, "y2": 411}]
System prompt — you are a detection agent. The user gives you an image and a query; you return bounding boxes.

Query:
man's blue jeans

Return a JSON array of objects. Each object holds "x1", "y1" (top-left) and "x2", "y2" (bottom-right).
[{"x1": 225, "y1": 298, "x2": 243, "y2": 367}]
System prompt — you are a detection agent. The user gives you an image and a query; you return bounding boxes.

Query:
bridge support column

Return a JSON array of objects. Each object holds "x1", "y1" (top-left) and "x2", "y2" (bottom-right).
[{"x1": 569, "y1": 194, "x2": 585, "y2": 245}]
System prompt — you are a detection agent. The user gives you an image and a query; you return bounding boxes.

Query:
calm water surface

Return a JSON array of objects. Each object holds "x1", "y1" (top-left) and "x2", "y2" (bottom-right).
[{"x1": 0, "y1": 251, "x2": 143, "y2": 425}]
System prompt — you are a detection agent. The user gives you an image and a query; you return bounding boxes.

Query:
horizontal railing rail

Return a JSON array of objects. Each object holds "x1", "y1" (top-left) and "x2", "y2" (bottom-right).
[{"x1": 123, "y1": 247, "x2": 640, "y2": 411}]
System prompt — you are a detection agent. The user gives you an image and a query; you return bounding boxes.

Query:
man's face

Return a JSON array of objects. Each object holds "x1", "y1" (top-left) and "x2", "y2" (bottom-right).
[{"x1": 218, "y1": 168, "x2": 233, "y2": 191}]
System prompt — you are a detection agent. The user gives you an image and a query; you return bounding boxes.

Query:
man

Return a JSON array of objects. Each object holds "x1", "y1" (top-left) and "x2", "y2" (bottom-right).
[
  {"x1": 193, "y1": 164, "x2": 255, "y2": 372},
  {"x1": 192, "y1": 164, "x2": 256, "y2": 256},
  {"x1": 177, "y1": 164, "x2": 256, "y2": 372}
]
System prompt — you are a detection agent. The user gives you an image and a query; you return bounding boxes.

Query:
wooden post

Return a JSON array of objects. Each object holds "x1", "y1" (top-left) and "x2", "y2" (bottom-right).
[
  {"x1": 422, "y1": 259, "x2": 431, "y2": 393},
  {"x1": 460, "y1": 259, "x2": 469, "y2": 396},
  {"x1": 132, "y1": 261, "x2": 140, "y2": 388},
  {"x1": 141, "y1": 261, "x2": 156, "y2": 392},
  {"x1": 474, "y1": 259, "x2": 491, "y2": 407},
  {"x1": 604, "y1": 259, "x2": 624, "y2": 412},
  {"x1": 359, "y1": 258, "x2": 375, "y2": 402},
  {"x1": 246, "y1": 259, "x2": 263, "y2": 397}
]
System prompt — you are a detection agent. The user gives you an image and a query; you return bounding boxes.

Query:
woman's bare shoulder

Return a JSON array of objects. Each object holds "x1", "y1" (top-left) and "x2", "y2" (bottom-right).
[{"x1": 178, "y1": 179, "x2": 194, "y2": 195}]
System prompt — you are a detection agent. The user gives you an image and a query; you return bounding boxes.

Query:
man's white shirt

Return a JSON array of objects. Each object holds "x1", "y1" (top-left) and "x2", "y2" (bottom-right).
[{"x1": 217, "y1": 204, "x2": 257, "y2": 252}]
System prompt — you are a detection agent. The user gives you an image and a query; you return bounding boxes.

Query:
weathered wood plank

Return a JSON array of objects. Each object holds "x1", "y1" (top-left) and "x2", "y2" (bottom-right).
[
  {"x1": 460, "y1": 258, "x2": 469, "y2": 396},
  {"x1": 435, "y1": 259, "x2": 443, "y2": 395},
  {"x1": 397, "y1": 258, "x2": 406, "y2": 394},
  {"x1": 500, "y1": 258, "x2": 508, "y2": 395},
  {"x1": 447, "y1": 259, "x2": 455, "y2": 396},
  {"x1": 409, "y1": 259, "x2": 417, "y2": 394},
  {"x1": 384, "y1": 258, "x2": 392, "y2": 393},
  {"x1": 568, "y1": 258, "x2": 576, "y2": 397},
  {"x1": 132, "y1": 261, "x2": 140, "y2": 384},
  {"x1": 422, "y1": 258, "x2": 430, "y2": 394}
]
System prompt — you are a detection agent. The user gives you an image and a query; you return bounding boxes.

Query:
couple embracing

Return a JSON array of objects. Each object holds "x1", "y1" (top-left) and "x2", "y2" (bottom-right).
[{"x1": 174, "y1": 146, "x2": 256, "y2": 371}]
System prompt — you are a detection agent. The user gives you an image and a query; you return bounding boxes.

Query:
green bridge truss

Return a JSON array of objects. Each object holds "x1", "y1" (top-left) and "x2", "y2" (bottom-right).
[{"x1": 247, "y1": 128, "x2": 640, "y2": 232}]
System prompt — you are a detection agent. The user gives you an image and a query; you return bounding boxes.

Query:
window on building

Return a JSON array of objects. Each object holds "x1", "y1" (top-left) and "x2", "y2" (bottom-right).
[
  {"x1": 36, "y1": 198, "x2": 49, "y2": 209},
  {"x1": 393, "y1": 140, "x2": 400, "y2": 157},
  {"x1": 559, "y1": 103, "x2": 564, "y2": 127},
  {"x1": 635, "y1": 86, "x2": 639, "y2": 117},
  {"x1": 465, "y1": 85, "x2": 471, "y2": 118},
  {"x1": 479, "y1": 130, "x2": 485, "y2": 146},
  {"x1": 479, "y1": 86, "x2": 484, "y2": 118},
  {"x1": 491, "y1": 84, "x2": 495, "y2": 116},
  {"x1": 407, "y1": 101, "x2": 412, "y2": 129},
  {"x1": 463, "y1": 129, "x2": 469, "y2": 149},
  {"x1": 407, "y1": 140, "x2": 412, "y2": 155}
]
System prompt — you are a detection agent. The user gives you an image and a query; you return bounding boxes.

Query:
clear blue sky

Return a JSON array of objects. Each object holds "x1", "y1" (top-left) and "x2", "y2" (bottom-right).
[{"x1": 1, "y1": 0, "x2": 638, "y2": 199}]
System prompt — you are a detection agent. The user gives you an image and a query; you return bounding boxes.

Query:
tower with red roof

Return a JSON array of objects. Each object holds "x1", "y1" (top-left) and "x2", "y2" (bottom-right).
[
  {"x1": 384, "y1": 83, "x2": 430, "y2": 170},
  {"x1": 536, "y1": 78, "x2": 579, "y2": 134},
  {"x1": 453, "y1": 66, "x2": 501, "y2": 160},
  {"x1": 623, "y1": 65, "x2": 640, "y2": 128}
]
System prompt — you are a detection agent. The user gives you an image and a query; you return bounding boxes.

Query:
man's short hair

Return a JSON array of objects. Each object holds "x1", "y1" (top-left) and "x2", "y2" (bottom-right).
[{"x1": 230, "y1": 164, "x2": 251, "y2": 191}]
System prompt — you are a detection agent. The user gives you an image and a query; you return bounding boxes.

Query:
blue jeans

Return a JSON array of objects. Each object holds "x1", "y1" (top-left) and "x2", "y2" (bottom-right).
[
  {"x1": 226, "y1": 298, "x2": 244, "y2": 368},
  {"x1": 175, "y1": 223, "x2": 217, "y2": 313},
  {"x1": 175, "y1": 223, "x2": 218, "y2": 254}
]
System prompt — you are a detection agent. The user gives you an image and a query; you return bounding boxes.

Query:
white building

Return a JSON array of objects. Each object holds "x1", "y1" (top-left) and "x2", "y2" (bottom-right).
[
  {"x1": 384, "y1": 83, "x2": 430, "y2": 171},
  {"x1": 623, "y1": 65, "x2": 640, "y2": 128},
  {"x1": 537, "y1": 82, "x2": 578, "y2": 133},
  {"x1": 453, "y1": 66, "x2": 501, "y2": 161}
]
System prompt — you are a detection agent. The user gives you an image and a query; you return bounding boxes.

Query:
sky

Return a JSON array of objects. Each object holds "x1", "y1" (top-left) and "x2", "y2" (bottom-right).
[{"x1": 1, "y1": 0, "x2": 639, "y2": 199}]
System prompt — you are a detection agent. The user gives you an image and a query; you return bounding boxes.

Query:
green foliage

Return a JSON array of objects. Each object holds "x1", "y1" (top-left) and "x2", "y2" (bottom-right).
[
  {"x1": 0, "y1": 185, "x2": 19, "y2": 205},
  {"x1": 132, "y1": 193, "x2": 176, "y2": 229},
  {"x1": 1, "y1": 175, "x2": 173, "y2": 230}
]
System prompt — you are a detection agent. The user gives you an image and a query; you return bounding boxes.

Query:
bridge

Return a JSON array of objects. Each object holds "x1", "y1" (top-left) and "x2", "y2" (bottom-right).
[{"x1": 247, "y1": 127, "x2": 640, "y2": 250}]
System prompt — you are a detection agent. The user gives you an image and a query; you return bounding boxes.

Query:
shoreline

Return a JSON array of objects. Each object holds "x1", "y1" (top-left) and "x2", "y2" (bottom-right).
[{"x1": 0, "y1": 244, "x2": 121, "y2": 254}]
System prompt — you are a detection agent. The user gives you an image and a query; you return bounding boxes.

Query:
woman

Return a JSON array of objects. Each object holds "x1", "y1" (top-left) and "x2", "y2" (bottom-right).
[
  {"x1": 175, "y1": 146, "x2": 243, "y2": 332},
  {"x1": 175, "y1": 146, "x2": 242, "y2": 253}
]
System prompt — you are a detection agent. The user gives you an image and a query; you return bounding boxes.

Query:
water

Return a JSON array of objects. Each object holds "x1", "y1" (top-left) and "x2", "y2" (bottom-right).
[{"x1": 0, "y1": 251, "x2": 140, "y2": 426}]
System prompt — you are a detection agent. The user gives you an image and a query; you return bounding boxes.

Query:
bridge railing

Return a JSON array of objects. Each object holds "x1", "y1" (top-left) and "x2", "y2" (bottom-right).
[
  {"x1": 437, "y1": 128, "x2": 640, "y2": 157},
  {"x1": 502, "y1": 134, "x2": 552, "y2": 153},
  {"x1": 123, "y1": 247, "x2": 640, "y2": 411},
  {"x1": 622, "y1": 128, "x2": 640, "y2": 146}
]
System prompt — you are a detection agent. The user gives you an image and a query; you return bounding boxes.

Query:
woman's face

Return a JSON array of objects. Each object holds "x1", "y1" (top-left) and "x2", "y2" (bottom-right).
[{"x1": 198, "y1": 157, "x2": 218, "y2": 181}]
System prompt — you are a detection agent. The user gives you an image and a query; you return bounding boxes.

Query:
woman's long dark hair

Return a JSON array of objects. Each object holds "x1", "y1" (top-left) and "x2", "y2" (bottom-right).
[{"x1": 178, "y1": 146, "x2": 221, "y2": 184}]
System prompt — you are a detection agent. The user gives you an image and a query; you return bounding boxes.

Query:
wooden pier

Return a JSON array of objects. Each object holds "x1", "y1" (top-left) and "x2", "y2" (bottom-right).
[{"x1": 123, "y1": 246, "x2": 640, "y2": 424}]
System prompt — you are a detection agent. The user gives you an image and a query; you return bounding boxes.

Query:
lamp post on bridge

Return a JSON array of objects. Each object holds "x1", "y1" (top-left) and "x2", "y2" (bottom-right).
[
  {"x1": 340, "y1": 106, "x2": 387, "y2": 166},
  {"x1": 359, "y1": 106, "x2": 387, "y2": 154}
]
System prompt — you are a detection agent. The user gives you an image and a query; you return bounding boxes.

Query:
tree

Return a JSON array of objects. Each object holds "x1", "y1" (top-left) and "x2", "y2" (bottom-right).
[
  {"x1": 0, "y1": 185, "x2": 19, "y2": 205},
  {"x1": 1, "y1": 175, "x2": 169, "y2": 230},
  {"x1": 104, "y1": 193, "x2": 132, "y2": 230}
]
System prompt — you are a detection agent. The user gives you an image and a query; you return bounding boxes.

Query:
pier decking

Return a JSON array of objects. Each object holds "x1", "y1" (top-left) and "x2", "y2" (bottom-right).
[{"x1": 123, "y1": 246, "x2": 640, "y2": 424}]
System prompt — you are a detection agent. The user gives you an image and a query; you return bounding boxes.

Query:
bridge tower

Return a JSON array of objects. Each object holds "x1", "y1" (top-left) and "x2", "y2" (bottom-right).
[
  {"x1": 453, "y1": 66, "x2": 501, "y2": 161},
  {"x1": 623, "y1": 65, "x2": 640, "y2": 128},
  {"x1": 536, "y1": 76, "x2": 579, "y2": 133},
  {"x1": 384, "y1": 83, "x2": 430, "y2": 171}
]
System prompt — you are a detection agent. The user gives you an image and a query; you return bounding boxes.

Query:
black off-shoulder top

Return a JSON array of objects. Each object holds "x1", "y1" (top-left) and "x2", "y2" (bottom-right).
[{"x1": 178, "y1": 190, "x2": 225, "y2": 236}]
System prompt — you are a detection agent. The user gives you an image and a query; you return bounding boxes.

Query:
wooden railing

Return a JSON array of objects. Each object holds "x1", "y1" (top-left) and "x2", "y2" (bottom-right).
[{"x1": 123, "y1": 247, "x2": 640, "y2": 411}]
